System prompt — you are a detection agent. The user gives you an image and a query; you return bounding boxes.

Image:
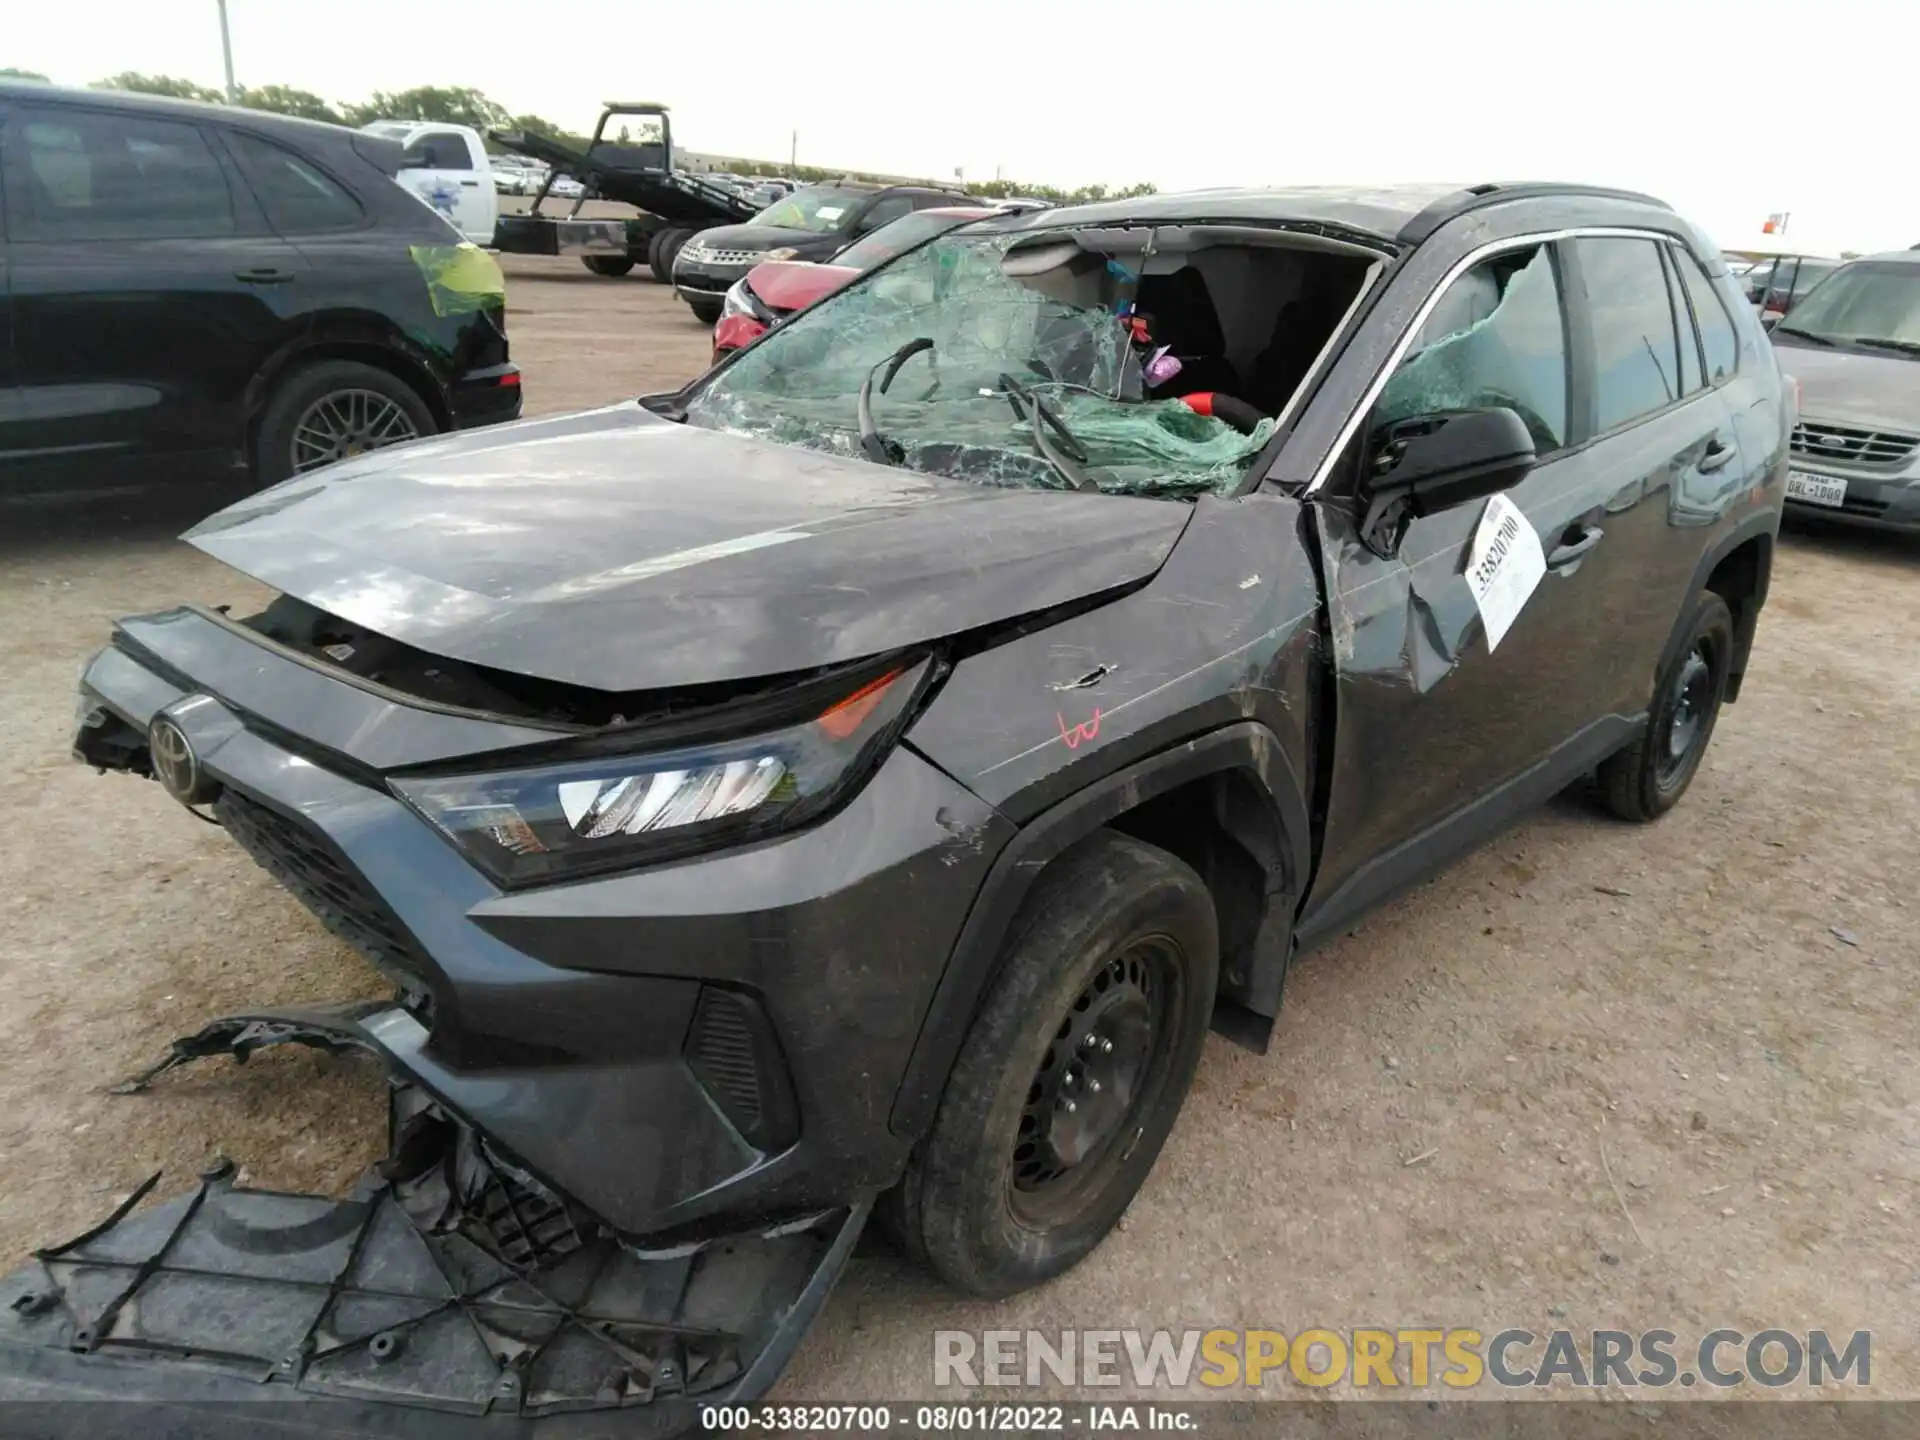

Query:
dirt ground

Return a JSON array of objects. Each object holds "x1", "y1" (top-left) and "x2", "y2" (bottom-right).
[{"x1": 0, "y1": 255, "x2": 1913, "y2": 1404}]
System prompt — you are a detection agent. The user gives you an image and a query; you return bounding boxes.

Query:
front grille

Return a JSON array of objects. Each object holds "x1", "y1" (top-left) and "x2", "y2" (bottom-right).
[
  {"x1": 681, "y1": 247, "x2": 760, "y2": 267},
  {"x1": 217, "y1": 789, "x2": 435, "y2": 1011},
  {"x1": 1791, "y1": 421, "x2": 1919, "y2": 469}
]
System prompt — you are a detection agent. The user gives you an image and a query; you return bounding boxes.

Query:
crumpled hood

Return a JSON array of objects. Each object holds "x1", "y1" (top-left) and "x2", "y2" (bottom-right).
[
  {"x1": 185, "y1": 404, "x2": 1191, "y2": 692},
  {"x1": 745, "y1": 259, "x2": 859, "y2": 315},
  {"x1": 1771, "y1": 342, "x2": 1920, "y2": 433}
]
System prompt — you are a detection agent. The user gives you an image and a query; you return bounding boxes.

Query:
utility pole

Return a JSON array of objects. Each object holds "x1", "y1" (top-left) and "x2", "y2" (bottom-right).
[
  {"x1": 789, "y1": 130, "x2": 797, "y2": 174},
  {"x1": 216, "y1": 0, "x2": 239, "y2": 103}
]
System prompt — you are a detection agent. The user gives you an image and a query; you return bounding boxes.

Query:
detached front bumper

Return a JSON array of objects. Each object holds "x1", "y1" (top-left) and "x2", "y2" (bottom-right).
[{"x1": 0, "y1": 1033, "x2": 869, "y2": 1431}]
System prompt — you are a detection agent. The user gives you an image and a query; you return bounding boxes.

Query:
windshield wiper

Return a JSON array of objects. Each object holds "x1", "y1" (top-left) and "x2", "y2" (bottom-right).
[
  {"x1": 997, "y1": 374, "x2": 1097, "y2": 492},
  {"x1": 1848, "y1": 337, "x2": 1920, "y2": 356},
  {"x1": 1771, "y1": 325, "x2": 1835, "y2": 347},
  {"x1": 857, "y1": 337, "x2": 934, "y2": 465}
]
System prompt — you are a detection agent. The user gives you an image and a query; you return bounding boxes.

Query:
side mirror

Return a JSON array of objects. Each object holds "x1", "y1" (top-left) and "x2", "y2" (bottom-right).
[{"x1": 1366, "y1": 407, "x2": 1537, "y2": 516}]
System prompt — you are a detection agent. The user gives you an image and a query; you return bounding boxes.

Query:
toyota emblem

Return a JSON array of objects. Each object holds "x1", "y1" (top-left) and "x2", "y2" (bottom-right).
[{"x1": 148, "y1": 714, "x2": 212, "y2": 805}]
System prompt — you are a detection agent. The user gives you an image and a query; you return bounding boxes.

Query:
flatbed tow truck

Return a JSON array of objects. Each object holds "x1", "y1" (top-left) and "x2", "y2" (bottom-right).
[{"x1": 489, "y1": 102, "x2": 763, "y2": 281}]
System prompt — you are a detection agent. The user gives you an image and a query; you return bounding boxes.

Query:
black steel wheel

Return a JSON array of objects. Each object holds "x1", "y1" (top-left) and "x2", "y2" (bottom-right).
[
  {"x1": 884, "y1": 831, "x2": 1218, "y2": 1298},
  {"x1": 1599, "y1": 590, "x2": 1734, "y2": 821},
  {"x1": 253, "y1": 360, "x2": 437, "y2": 485},
  {"x1": 581, "y1": 254, "x2": 635, "y2": 277}
]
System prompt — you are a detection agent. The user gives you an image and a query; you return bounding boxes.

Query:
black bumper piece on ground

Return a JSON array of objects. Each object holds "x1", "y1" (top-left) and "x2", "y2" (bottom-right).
[{"x1": 0, "y1": 1004, "x2": 869, "y2": 1437}]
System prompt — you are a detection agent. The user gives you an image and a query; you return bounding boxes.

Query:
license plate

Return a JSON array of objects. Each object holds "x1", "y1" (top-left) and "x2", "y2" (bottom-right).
[{"x1": 1786, "y1": 470, "x2": 1847, "y2": 508}]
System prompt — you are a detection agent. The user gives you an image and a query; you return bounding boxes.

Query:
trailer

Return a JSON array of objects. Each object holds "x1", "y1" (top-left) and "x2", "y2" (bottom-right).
[{"x1": 489, "y1": 102, "x2": 764, "y2": 280}]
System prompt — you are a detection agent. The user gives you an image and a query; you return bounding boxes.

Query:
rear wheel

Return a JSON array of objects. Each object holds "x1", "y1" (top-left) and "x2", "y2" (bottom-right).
[
  {"x1": 646, "y1": 228, "x2": 672, "y2": 281},
  {"x1": 581, "y1": 254, "x2": 635, "y2": 277},
  {"x1": 661, "y1": 227, "x2": 694, "y2": 273},
  {"x1": 884, "y1": 831, "x2": 1218, "y2": 1298},
  {"x1": 253, "y1": 360, "x2": 437, "y2": 485},
  {"x1": 1598, "y1": 591, "x2": 1734, "y2": 821}
]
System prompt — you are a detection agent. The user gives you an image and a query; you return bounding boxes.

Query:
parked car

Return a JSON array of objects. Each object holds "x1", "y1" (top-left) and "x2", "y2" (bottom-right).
[
  {"x1": 360, "y1": 119, "x2": 497, "y2": 245},
  {"x1": 1728, "y1": 250, "x2": 1841, "y2": 320},
  {"x1": 31, "y1": 182, "x2": 1784, "y2": 1425},
  {"x1": 0, "y1": 83, "x2": 521, "y2": 496},
  {"x1": 1769, "y1": 249, "x2": 1920, "y2": 532},
  {"x1": 711, "y1": 204, "x2": 1002, "y2": 358},
  {"x1": 672, "y1": 180, "x2": 974, "y2": 322}
]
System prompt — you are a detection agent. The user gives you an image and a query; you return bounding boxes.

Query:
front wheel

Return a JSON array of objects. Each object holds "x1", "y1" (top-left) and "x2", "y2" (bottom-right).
[
  {"x1": 686, "y1": 297, "x2": 724, "y2": 325},
  {"x1": 252, "y1": 360, "x2": 437, "y2": 485},
  {"x1": 885, "y1": 831, "x2": 1219, "y2": 1298},
  {"x1": 1597, "y1": 590, "x2": 1734, "y2": 821}
]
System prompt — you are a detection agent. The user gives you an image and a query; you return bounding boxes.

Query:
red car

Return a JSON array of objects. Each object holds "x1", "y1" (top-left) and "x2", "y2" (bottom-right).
[{"x1": 711, "y1": 206, "x2": 1002, "y2": 360}]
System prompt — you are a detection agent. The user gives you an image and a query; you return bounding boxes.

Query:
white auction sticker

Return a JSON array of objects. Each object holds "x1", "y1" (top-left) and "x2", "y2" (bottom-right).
[{"x1": 1464, "y1": 492, "x2": 1546, "y2": 652}]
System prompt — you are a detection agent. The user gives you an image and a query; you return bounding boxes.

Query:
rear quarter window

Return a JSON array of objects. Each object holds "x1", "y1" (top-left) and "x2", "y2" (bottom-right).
[
  {"x1": 226, "y1": 131, "x2": 364, "y2": 233},
  {"x1": 1673, "y1": 249, "x2": 1740, "y2": 382}
]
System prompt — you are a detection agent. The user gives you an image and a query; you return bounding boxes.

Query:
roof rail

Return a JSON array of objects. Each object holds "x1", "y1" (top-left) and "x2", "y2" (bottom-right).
[{"x1": 1397, "y1": 182, "x2": 1673, "y2": 245}]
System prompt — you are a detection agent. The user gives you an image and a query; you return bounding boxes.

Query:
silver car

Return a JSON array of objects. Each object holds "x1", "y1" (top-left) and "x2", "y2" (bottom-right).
[{"x1": 1769, "y1": 249, "x2": 1920, "y2": 533}]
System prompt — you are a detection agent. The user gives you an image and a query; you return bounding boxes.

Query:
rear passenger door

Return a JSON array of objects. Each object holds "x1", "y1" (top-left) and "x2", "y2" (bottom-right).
[
  {"x1": 0, "y1": 101, "x2": 307, "y2": 479},
  {"x1": 1556, "y1": 235, "x2": 1742, "y2": 718}
]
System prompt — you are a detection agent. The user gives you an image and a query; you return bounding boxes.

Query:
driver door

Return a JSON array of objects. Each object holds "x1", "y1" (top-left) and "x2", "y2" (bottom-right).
[
  {"x1": 1298, "y1": 240, "x2": 1628, "y2": 941},
  {"x1": 395, "y1": 128, "x2": 490, "y2": 243}
]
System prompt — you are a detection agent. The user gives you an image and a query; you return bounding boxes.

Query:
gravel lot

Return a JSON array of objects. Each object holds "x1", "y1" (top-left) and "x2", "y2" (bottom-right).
[{"x1": 1, "y1": 255, "x2": 1914, "y2": 1402}]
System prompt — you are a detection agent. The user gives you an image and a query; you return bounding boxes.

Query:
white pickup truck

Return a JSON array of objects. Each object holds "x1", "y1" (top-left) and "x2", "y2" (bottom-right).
[{"x1": 361, "y1": 120, "x2": 498, "y2": 246}]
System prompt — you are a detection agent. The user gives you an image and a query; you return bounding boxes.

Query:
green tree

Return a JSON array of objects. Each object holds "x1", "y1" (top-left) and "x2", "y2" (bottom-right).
[
  {"x1": 93, "y1": 71, "x2": 223, "y2": 102},
  {"x1": 346, "y1": 86, "x2": 508, "y2": 131},
  {"x1": 1, "y1": 67, "x2": 51, "y2": 82},
  {"x1": 237, "y1": 84, "x2": 344, "y2": 125}
]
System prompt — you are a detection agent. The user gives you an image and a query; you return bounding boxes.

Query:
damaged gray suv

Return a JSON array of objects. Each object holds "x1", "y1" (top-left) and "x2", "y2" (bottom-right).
[{"x1": 11, "y1": 183, "x2": 1786, "y2": 1433}]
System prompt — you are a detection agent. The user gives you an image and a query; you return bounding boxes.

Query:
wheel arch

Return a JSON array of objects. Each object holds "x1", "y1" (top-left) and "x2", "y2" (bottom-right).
[
  {"x1": 889, "y1": 722, "x2": 1312, "y2": 1141},
  {"x1": 245, "y1": 318, "x2": 454, "y2": 451},
  {"x1": 1660, "y1": 512, "x2": 1777, "y2": 705}
]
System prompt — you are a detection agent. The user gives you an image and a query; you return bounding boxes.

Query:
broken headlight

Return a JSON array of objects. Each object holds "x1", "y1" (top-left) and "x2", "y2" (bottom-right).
[
  {"x1": 721, "y1": 278, "x2": 768, "y2": 324},
  {"x1": 393, "y1": 660, "x2": 928, "y2": 886}
]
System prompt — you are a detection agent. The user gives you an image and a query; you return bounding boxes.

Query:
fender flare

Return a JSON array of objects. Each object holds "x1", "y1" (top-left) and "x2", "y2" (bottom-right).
[
  {"x1": 243, "y1": 320, "x2": 453, "y2": 440},
  {"x1": 1656, "y1": 508, "x2": 1777, "y2": 703},
  {"x1": 888, "y1": 722, "x2": 1311, "y2": 1139}
]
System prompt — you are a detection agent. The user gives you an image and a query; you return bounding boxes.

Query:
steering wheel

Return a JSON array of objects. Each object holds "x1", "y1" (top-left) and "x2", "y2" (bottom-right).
[{"x1": 1178, "y1": 393, "x2": 1264, "y2": 436}]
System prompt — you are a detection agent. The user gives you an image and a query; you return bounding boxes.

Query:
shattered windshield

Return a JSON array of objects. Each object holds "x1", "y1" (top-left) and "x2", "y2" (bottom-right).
[
  {"x1": 683, "y1": 231, "x2": 1277, "y2": 498},
  {"x1": 750, "y1": 186, "x2": 868, "y2": 233}
]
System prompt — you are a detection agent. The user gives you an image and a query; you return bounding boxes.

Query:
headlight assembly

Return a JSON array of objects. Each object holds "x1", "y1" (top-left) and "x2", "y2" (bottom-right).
[
  {"x1": 762, "y1": 246, "x2": 801, "y2": 262},
  {"x1": 392, "y1": 659, "x2": 928, "y2": 886},
  {"x1": 720, "y1": 278, "x2": 764, "y2": 323}
]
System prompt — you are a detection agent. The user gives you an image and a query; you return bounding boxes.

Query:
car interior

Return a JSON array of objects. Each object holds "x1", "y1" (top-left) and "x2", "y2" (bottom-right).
[{"x1": 1020, "y1": 230, "x2": 1380, "y2": 425}]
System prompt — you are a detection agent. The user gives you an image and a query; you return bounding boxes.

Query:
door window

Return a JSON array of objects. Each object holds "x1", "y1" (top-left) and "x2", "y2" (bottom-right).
[
  {"x1": 1673, "y1": 251, "x2": 1739, "y2": 382},
  {"x1": 226, "y1": 131, "x2": 363, "y2": 232},
  {"x1": 1573, "y1": 237, "x2": 1687, "y2": 432},
  {"x1": 401, "y1": 130, "x2": 475, "y2": 170},
  {"x1": 1374, "y1": 243, "x2": 1570, "y2": 451},
  {"x1": 4, "y1": 107, "x2": 236, "y2": 241},
  {"x1": 1661, "y1": 248, "x2": 1705, "y2": 396}
]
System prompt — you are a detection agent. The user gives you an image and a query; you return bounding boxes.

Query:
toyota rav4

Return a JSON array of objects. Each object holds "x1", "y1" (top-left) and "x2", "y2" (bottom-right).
[{"x1": 8, "y1": 182, "x2": 1786, "y2": 1434}]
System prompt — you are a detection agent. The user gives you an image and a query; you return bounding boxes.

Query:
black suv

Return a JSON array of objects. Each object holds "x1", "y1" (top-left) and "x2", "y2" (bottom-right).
[
  {"x1": 17, "y1": 183, "x2": 1784, "y2": 1432},
  {"x1": 0, "y1": 83, "x2": 521, "y2": 497},
  {"x1": 672, "y1": 180, "x2": 973, "y2": 322}
]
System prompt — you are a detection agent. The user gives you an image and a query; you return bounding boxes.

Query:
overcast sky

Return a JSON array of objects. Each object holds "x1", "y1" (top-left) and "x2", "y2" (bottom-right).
[{"x1": 8, "y1": 0, "x2": 1913, "y2": 255}]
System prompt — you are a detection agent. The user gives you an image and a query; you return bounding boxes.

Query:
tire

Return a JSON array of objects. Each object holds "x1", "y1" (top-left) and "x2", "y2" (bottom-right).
[
  {"x1": 1597, "y1": 591, "x2": 1734, "y2": 822},
  {"x1": 660, "y1": 227, "x2": 694, "y2": 274},
  {"x1": 686, "y1": 297, "x2": 723, "y2": 325},
  {"x1": 646, "y1": 229, "x2": 672, "y2": 282},
  {"x1": 885, "y1": 830, "x2": 1219, "y2": 1298},
  {"x1": 253, "y1": 360, "x2": 438, "y2": 486},
  {"x1": 581, "y1": 254, "x2": 635, "y2": 277}
]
